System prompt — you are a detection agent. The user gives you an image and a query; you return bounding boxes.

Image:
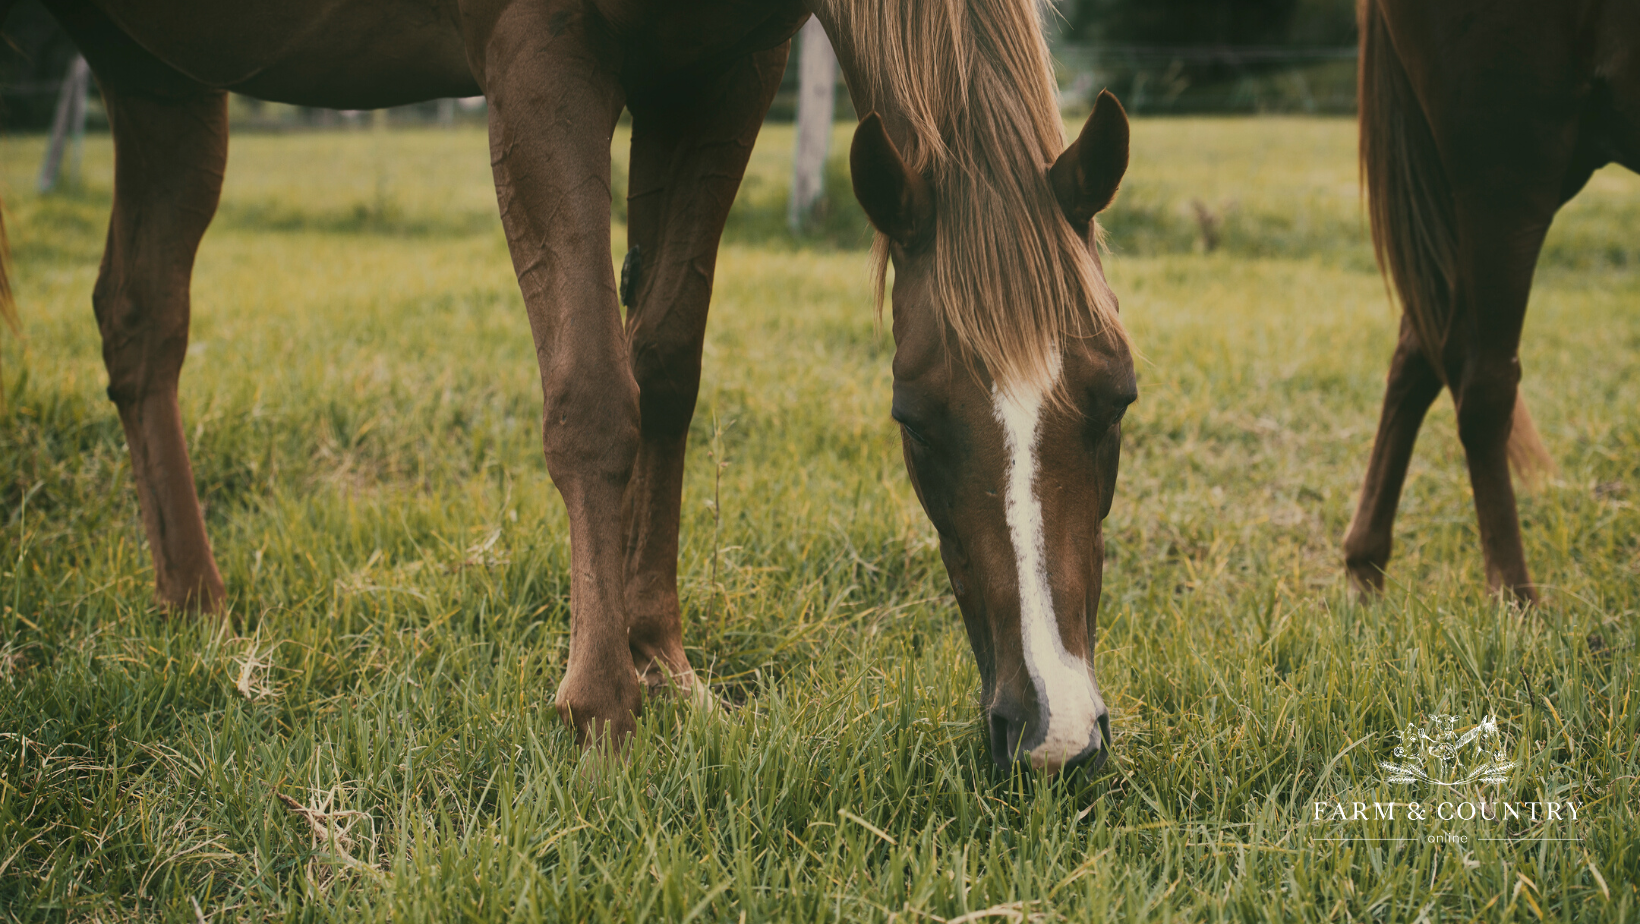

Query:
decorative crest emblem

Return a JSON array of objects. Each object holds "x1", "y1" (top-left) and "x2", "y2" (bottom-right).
[{"x1": 1379, "y1": 714, "x2": 1514, "y2": 787}]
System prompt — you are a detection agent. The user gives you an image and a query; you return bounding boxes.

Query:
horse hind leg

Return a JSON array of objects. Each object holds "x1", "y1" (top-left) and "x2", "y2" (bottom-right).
[
  {"x1": 619, "y1": 45, "x2": 790, "y2": 705},
  {"x1": 1344, "y1": 314, "x2": 1443, "y2": 595},
  {"x1": 1448, "y1": 198, "x2": 1556, "y2": 603},
  {"x1": 94, "y1": 85, "x2": 230, "y2": 612}
]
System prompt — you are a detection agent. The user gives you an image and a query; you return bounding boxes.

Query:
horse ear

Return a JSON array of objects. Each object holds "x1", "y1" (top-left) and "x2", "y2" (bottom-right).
[
  {"x1": 851, "y1": 113, "x2": 934, "y2": 249},
  {"x1": 1050, "y1": 89, "x2": 1129, "y2": 236}
]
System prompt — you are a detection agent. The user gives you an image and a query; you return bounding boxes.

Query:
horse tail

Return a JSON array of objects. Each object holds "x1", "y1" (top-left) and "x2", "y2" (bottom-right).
[
  {"x1": 1359, "y1": 0, "x2": 1455, "y2": 378},
  {"x1": 1357, "y1": 0, "x2": 1554, "y2": 485},
  {"x1": 1506, "y1": 392, "x2": 1555, "y2": 488}
]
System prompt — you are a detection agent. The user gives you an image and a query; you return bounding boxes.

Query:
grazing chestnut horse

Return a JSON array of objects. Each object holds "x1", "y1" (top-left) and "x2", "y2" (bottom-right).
[
  {"x1": 3, "y1": 0, "x2": 1134, "y2": 772},
  {"x1": 1345, "y1": 0, "x2": 1640, "y2": 601}
]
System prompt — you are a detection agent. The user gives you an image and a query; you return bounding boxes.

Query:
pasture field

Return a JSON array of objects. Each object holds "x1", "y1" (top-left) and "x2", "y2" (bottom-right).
[{"x1": 2, "y1": 118, "x2": 1638, "y2": 922}]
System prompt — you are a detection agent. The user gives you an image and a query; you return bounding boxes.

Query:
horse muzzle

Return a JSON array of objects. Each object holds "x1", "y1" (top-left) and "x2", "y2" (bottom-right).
[{"x1": 987, "y1": 697, "x2": 1110, "y2": 775}]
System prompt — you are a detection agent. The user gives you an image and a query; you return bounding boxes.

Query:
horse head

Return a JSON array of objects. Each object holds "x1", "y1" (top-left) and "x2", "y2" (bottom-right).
[{"x1": 851, "y1": 91, "x2": 1135, "y2": 774}]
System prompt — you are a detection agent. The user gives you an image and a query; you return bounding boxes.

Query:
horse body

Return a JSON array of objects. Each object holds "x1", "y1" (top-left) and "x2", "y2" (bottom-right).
[
  {"x1": 1346, "y1": 0, "x2": 1639, "y2": 600},
  {"x1": 59, "y1": 0, "x2": 812, "y2": 106},
  {"x1": 12, "y1": 0, "x2": 1135, "y2": 773}
]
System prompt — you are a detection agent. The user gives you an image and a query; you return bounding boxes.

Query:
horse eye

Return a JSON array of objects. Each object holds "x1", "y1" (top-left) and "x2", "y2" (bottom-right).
[
  {"x1": 1087, "y1": 388, "x2": 1136, "y2": 428},
  {"x1": 1083, "y1": 401, "x2": 1127, "y2": 443},
  {"x1": 892, "y1": 409, "x2": 931, "y2": 447},
  {"x1": 898, "y1": 421, "x2": 931, "y2": 447}
]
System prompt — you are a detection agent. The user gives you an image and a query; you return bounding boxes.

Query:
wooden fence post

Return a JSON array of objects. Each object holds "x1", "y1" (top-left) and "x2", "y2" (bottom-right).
[
  {"x1": 788, "y1": 19, "x2": 838, "y2": 233},
  {"x1": 38, "y1": 55, "x2": 90, "y2": 194}
]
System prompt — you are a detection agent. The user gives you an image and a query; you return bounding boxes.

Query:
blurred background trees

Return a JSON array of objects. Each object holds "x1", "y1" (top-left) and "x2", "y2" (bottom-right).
[
  {"x1": 1052, "y1": 0, "x2": 1360, "y2": 114},
  {"x1": 1062, "y1": 0, "x2": 1355, "y2": 47},
  {"x1": 0, "y1": 1, "x2": 82, "y2": 130}
]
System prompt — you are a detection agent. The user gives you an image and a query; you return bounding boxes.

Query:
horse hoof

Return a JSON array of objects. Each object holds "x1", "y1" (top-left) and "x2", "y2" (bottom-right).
[
  {"x1": 555, "y1": 675, "x2": 641, "y2": 753},
  {"x1": 1344, "y1": 563, "x2": 1387, "y2": 600}
]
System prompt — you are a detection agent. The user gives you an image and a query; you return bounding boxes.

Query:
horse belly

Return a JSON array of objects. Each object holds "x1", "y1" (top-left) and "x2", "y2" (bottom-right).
[{"x1": 89, "y1": 0, "x2": 479, "y2": 106}]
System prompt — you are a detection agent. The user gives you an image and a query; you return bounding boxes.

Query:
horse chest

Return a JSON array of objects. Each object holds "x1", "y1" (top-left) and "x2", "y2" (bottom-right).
[{"x1": 595, "y1": 0, "x2": 809, "y2": 87}]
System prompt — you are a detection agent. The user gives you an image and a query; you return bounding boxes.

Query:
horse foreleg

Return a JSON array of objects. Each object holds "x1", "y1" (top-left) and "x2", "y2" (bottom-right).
[
  {"x1": 477, "y1": 12, "x2": 637, "y2": 749},
  {"x1": 95, "y1": 87, "x2": 229, "y2": 613},
  {"x1": 620, "y1": 46, "x2": 790, "y2": 706},
  {"x1": 1344, "y1": 315, "x2": 1443, "y2": 595}
]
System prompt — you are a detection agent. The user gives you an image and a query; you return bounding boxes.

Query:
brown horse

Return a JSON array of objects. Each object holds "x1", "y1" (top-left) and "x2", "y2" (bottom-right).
[
  {"x1": 1345, "y1": 0, "x2": 1640, "y2": 601},
  {"x1": 2, "y1": 0, "x2": 1135, "y2": 772}
]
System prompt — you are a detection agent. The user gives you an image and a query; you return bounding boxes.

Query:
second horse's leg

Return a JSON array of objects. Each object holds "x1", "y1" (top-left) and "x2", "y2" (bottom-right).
[
  {"x1": 1448, "y1": 197, "x2": 1554, "y2": 602},
  {"x1": 620, "y1": 47, "x2": 790, "y2": 700},
  {"x1": 1344, "y1": 315, "x2": 1443, "y2": 594}
]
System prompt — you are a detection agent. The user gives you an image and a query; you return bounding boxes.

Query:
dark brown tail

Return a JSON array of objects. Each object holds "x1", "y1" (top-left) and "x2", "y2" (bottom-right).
[{"x1": 1357, "y1": 0, "x2": 1553, "y2": 485}]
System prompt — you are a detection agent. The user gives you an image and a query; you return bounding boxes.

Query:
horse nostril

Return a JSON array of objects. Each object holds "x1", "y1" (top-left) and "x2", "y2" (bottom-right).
[
  {"x1": 989, "y1": 706, "x2": 1111, "y2": 774},
  {"x1": 989, "y1": 712, "x2": 1023, "y2": 769}
]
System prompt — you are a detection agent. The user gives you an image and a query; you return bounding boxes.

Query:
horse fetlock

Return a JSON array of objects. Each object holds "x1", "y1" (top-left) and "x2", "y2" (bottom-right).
[
  {"x1": 1345, "y1": 558, "x2": 1389, "y2": 595},
  {"x1": 630, "y1": 639, "x2": 700, "y2": 695},
  {"x1": 108, "y1": 389, "x2": 226, "y2": 616},
  {"x1": 142, "y1": 500, "x2": 226, "y2": 614},
  {"x1": 154, "y1": 564, "x2": 227, "y2": 614},
  {"x1": 1484, "y1": 561, "x2": 1539, "y2": 606},
  {"x1": 555, "y1": 661, "x2": 643, "y2": 750},
  {"x1": 1342, "y1": 523, "x2": 1390, "y2": 589}
]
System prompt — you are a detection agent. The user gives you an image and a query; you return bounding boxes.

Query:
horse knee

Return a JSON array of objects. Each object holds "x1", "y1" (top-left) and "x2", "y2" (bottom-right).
[
  {"x1": 93, "y1": 280, "x2": 190, "y2": 409},
  {"x1": 540, "y1": 367, "x2": 641, "y2": 486}
]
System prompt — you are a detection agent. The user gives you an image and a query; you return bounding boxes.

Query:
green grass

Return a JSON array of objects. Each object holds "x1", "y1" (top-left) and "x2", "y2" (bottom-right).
[{"x1": 2, "y1": 118, "x2": 1637, "y2": 922}]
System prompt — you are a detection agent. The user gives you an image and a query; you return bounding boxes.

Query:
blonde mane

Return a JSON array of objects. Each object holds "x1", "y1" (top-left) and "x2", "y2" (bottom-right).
[{"x1": 820, "y1": 0, "x2": 1126, "y2": 398}]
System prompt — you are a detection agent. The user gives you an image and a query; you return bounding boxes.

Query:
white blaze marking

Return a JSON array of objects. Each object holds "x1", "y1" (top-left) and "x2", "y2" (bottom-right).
[{"x1": 992, "y1": 366, "x2": 1106, "y2": 768}]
